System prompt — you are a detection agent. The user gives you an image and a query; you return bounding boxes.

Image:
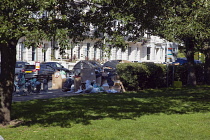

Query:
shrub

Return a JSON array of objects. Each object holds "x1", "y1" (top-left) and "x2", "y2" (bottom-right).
[
  {"x1": 117, "y1": 63, "x2": 143, "y2": 91},
  {"x1": 117, "y1": 63, "x2": 166, "y2": 90},
  {"x1": 143, "y1": 63, "x2": 166, "y2": 88},
  {"x1": 167, "y1": 64, "x2": 204, "y2": 86},
  {"x1": 117, "y1": 62, "x2": 204, "y2": 91}
]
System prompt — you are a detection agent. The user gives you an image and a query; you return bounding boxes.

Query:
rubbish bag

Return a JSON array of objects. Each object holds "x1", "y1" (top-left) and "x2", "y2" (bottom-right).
[
  {"x1": 91, "y1": 88, "x2": 100, "y2": 93},
  {"x1": 35, "y1": 80, "x2": 41, "y2": 93},
  {"x1": 60, "y1": 70, "x2": 66, "y2": 79},
  {"x1": 85, "y1": 80, "x2": 93, "y2": 93},
  {"x1": 62, "y1": 78, "x2": 74, "y2": 92}
]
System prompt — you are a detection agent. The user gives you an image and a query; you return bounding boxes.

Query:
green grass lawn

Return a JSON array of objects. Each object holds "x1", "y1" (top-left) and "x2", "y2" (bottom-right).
[{"x1": 1, "y1": 87, "x2": 210, "y2": 140}]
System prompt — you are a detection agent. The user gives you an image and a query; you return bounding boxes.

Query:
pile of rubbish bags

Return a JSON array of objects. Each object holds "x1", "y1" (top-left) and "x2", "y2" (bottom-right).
[
  {"x1": 73, "y1": 80, "x2": 121, "y2": 94},
  {"x1": 62, "y1": 60, "x2": 124, "y2": 93}
]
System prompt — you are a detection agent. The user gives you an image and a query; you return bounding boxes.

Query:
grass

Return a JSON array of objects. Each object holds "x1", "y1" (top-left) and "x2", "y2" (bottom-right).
[{"x1": 1, "y1": 86, "x2": 210, "y2": 140}]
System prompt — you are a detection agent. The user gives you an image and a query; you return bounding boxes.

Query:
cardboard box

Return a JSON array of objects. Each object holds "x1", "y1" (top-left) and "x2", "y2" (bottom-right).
[
  {"x1": 74, "y1": 77, "x2": 82, "y2": 92},
  {"x1": 52, "y1": 73, "x2": 66, "y2": 89},
  {"x1": 52, "y1": 78, "x2": 66, "y2": 89},
  {"x1": 114, "y1": 80, "x2": 121, "y2": 86}
]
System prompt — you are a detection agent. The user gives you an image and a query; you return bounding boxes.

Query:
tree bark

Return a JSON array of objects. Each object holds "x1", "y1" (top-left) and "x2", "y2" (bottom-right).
[
  {"x1": 203, "y1": 49, "x2": 210, "y2": 85},
  {"x1": 185, "y1": 38, "x2": 196, "y2": 86},
  {"x1": 0, "y1": 40, "x2": 17, "y2": 125}
]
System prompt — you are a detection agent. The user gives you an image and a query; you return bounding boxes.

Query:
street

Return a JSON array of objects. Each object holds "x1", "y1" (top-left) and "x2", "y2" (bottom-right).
[
  {"x1": 12, "y1": 80, "x2": 79, "y2": 102},
  {"x1": 12, "y1": 89, "x2": 80, "y2": 102}
]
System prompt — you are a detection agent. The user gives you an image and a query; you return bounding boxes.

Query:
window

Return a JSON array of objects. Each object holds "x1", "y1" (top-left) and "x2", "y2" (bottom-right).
[
  {"x1": 25, "y1": 65, "x2": 35, "y2": 69},
  {"x1": 128, "y1": 47, "x2": 131, "y2": 56},
  {"x1": 16, "y1": 63, "x2": 24, "y2": 68},
  {"x1": 78, "y1": 46, "x2": 80, "y2": 59},
  {"x1": 46, "y1": 66, "x2": 53, "y2": 70},
  {"x1": 87, "y1": 43, "x2": 90, "y2": 58},
  {"x1": 20, "y1": 43, "x2": 26, "y2": 61},
  {"x1": 94, "y1": 47, "x2": 97, "y2": 60},
  {"x1": 32, "y1": 46, "x2": 36, "y2": 61},
  {"x1": 147, "y1": 33, "x2": 151, "y2": 39},
  {"x1": 43, "y1": 44, "x2": 46, "y2": 62},
  {"x1": 100, "y1": 46, "x2": 103, "y2": 61},
  {"x1": 147, "y1": 47, "x2": 151, "y2": 60},
  {"x1": 56, "y1": 63, "x2": 63, "y2": 68}
]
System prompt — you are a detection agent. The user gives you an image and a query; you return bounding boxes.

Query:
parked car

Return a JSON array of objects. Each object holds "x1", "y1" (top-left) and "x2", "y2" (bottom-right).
[
  {"x1": 41, "y1": 62, "x2": 69, "y2": 71},
  {"x1": 15, "y1": 61, "x2": 29, "y2": 75},
  {"x1": 39, "y1": 64, "x2": 56, "y2": 76},
  {"x1": 21, "y1": 65, "x2": 37, "y2": 79},
  {"x1": 41, "y1": 62, "x2": 72, "y2": 76},
  {"x1": 22, "y1": 64, "x2": 56, "y2": 79}
]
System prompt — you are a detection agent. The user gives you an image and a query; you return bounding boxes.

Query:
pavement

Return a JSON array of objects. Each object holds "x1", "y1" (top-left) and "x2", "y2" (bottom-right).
[
  {"x1": 12, "y1": 89, "x2": 80, "y2": 102},
  {"x1": 12, "y1": 81, "x2": 80, "y2": 102}
]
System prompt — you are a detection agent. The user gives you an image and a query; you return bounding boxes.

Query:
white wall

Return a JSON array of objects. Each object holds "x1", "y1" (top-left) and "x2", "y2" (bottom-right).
[{"x1": 16, "y1": 36, "x2": 178, "y2": 65}]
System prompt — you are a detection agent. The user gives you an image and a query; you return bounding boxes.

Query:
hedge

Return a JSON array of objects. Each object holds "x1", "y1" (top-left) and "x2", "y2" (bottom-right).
[
  {"x1": 116, "y1": 63, "x2": 204, "y2": 91},
  {"x1": 171, "y1": 64, "x2": 204, "y2": 85},
  {"x1": 117, "y1": 63, "x2": 166, "y2": 91}
]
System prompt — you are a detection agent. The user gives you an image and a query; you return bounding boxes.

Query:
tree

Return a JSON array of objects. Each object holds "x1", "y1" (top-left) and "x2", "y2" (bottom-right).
[
  {"x1": 199, "y1": 41, "x2": 210, "y2": 84},
  {"x1": 91, "y1": 0, "x2": 210, "y2": 86},
  {"x1": 0, "y1": 0, "x2": 89, "y2": 125},
  {"x1": 87, "y1": 0, "x2": 161, "y2": 50},
  {"x1": 0, "y1": 0, "x2": 40, "y2": 125},
  {"x1": 157, "y1": 0, "x2": 210, "y2": 86}
]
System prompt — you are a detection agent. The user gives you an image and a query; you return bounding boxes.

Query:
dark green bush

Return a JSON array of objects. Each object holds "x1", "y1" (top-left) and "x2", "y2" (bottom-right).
[
  {"x1": 195, "y1": 64, "x2": 204, "y2": 85},
  {"x1": 117, "y1": 63, "x2": 205, "y2": 91},
  {"x1": 117, "y1": 63, "x2": 166, "y2": 91},
  {"x1": 171, "y1": 65, "x2": 188, "y2": 85},
  {"x1": 143, "y1": 63, "x2": 166, "y2": 88},
  {"x1": 117, "y1": 63, "x2": 144, "y2": 91},
  {"x1": 164, "y1": 64, "x2": 204, "y2": 86}
]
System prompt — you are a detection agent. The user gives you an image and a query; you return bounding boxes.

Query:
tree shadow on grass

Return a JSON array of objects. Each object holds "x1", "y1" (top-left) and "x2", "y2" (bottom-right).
[{"x1": 11, "y1": 86, "x2": 210, "y2": 128}]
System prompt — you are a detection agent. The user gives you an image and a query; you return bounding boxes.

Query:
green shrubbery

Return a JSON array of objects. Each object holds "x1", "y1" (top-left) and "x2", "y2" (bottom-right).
[
  {"x1": 117, "y1": 63, "x2": 166, "y2": 91},
  {"x1": 117, "y1": 63, "x2": 205, "y2": 91},
  {"x1": 169, "y1": 64, "x2": 204, "y2": 85}
]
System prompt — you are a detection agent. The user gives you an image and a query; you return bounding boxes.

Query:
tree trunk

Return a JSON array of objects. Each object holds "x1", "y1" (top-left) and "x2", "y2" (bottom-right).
[
  {"x1": 185, "y1": 38, "x2": 196, "y2": 86},
  {"x1": 203, "y1": 50, "x2": 210, "y2": 85},
  {"x1": 0, "y1": 40, "x2": 17, "y2": 125}
]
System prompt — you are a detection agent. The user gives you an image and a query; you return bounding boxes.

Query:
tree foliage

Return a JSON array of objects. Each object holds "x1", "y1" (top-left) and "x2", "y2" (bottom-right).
[
  {"x1": 1, "y1": 0, "x2": 210, "y2": 125},
  {"x1": 0, "y1": 0, "x2": 89, "y2": 125},
  {"x1": 91, "y1": 0, "x2": 210, "y2": 86}
]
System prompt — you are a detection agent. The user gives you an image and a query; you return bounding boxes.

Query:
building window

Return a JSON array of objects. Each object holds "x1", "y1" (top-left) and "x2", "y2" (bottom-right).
[
  {"x1": 100, "y1": 46, "x2": 103, "y2": 61},
  {"x1": 32, "y1": 46, "x2": 36, "y2": 61},
  {"x1": 128, "y1": 47, "x2": 131, "y2": 56},
  {"x1": 94, "y1": 47, "x2": 97, "y2": 60},
  {"x1": 78, "y1": 45, "x2": 80, "y2": 59},
  {"x1": 147, "y1": 33, "x2": 151, "y2": 39},
  {"x1": 43, "y1": 44, "x2": 46, "y2": 62},
  {"x1": 21, "y1": 43, "x2": 26, "y2": 61},
  {"x1": 136, "y1": 47, "x2": 138, "y2": 59},
  {"x1": 116, "y1": 48, "x2": 119, "y2": 59},
  {"x1": 147, "y1": 47, "x2": 151, "y2": 60},
  {"x1": 87, "y1": 43, "x2": 90, "y2": 59}
]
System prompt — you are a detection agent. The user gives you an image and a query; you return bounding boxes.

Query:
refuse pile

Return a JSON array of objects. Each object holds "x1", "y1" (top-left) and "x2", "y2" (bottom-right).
[
  {"x1": 62, "y1": 60, "x2": 125, "y2": 93},
  {"x1": 102, "y1": 60, "x2": 119, "y2": 73}
]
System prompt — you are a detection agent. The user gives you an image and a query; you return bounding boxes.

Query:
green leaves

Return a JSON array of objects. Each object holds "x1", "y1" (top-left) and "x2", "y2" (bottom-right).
[{"x1": 158, "y1": 0, "x2": 210, "y2": 42}]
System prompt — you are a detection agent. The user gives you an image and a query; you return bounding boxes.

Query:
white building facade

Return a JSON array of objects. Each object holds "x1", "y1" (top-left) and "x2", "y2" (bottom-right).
[
  {"x1": 16, "y1": 37, "x2": 52, "y2": 64},
  {"x1": 16, "y1": 35, "x2": 178, "y2": 66},
  {"x1": 52, "y1": 35, "x2": 178, "y2": 63}
]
